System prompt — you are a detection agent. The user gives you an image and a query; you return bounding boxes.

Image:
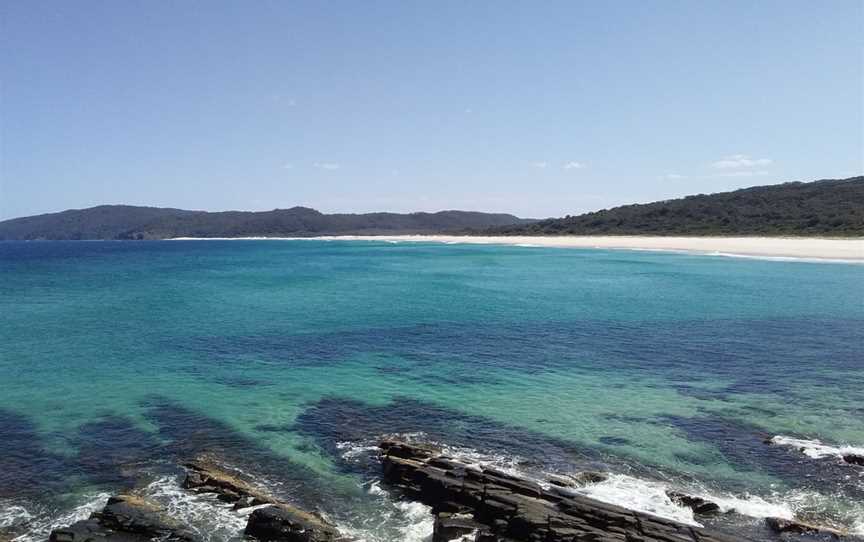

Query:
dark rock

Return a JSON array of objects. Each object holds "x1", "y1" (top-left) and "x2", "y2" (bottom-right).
[
  {"x1": 183, "y1": 458, "x2": 349, "y2": 541},
  {"x1": 378, "y1": 439, "x2": 744, "y2": 542},
  {"x1": 546, "y1": 474, "x2": 576, "y2": 487},
  {"x1": 183, "y1": 457, "x2": 275, "y2": 506},
  {"x1": 49, "y1": 495, "x2": 198, "y2": 542},
  {"x1": 546, "y1": 471, "x2": 608, "y2": 489},
  {"x1": 233, "y1": 496, "x2": 257, "y2": 510},
  {"x1": 433, "y1": 513, "x2": 482, "y2": 542},
  {"x1": 569, "y1": 471, "x2": 608, "y2": 485},
  {"x1": 666, "y1": 491, "x2": 721, "y2": 515},
  {"x1": 50, "y1": 518, "x2": 146, "y2": 542},
  {"x1": 244, "y1": 505, "x2": 342, "y2": 542},
  {"x1": 765, "y1": 517, "x2": 845, "y2": 537},
  {"x1": 842, "y1": 454, "x2": 864, "y2": 466},
  {"x1": 216, "y1": 489, "x2": 241, "y2": 503}
]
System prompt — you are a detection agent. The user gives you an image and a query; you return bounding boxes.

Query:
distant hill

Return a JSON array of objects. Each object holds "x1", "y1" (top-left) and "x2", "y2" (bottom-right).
[
  {"x1": 483, "y1": 177, "x2": 864, "y2": 236},
  {"x1": 3, "y1": 177, "x2": 861, "y2": 240},
  {"x1": 0, "y1": 205, "x2": 532, "y2": 240}
]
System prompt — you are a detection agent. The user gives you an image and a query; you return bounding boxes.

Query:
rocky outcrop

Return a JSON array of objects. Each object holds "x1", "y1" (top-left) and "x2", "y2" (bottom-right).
[
  {"x1": 433, "y1": 513, "x2": 485, "y2": 541},
  {"x1": 546, "y1": 471, "x2": 608, "y2": 488},
  {"x1": 49, "y1": 495, "x2": 199, "y2": 542},
  {"x1": 183, "y1": 457, "x2": 348, "y2": 542},
  {"x1": 765, "y1": 517, "x2": 845, "y2": 538},
  {"x1": 244, "y1": 505, "x2": 346, "y2": 542},
  {"x1": 379, "y1": 439, "x2": 743, "y2": 542},
  {"x1": 49, "y1": 457, "x2": 349, "y2": 542},
  {"x1": 842, "y1": 454, "x2": 864, "y2": 466},
  {"x1": 183, "y1": 458, "x2": 275, "y2": 509},
  {"x1": 666, "y1": 491, "x2": 721, "y2": 516}
]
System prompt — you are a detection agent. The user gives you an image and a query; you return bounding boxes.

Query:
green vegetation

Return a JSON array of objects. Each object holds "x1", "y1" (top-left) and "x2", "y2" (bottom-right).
[
  {"x1": 2, "y1": 177, "x2": 861, "y2": 240},
  {"x1": 0, "y1": 205, "x2": 531, "y2": 240},
  {"x1": 484, "y1": 177, "x2": 864, "y2": 236}
]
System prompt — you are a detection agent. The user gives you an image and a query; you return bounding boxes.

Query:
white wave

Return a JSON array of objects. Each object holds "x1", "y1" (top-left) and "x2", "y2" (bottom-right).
[
  {"x1": 344, "y1": 434, "x2": 864, "y2": 537},
  {"x1": 395, "y1": 501, "x2": 434, "y2": 542},
  {"x1": 709, "y1": 493, "x2": 794, "y2": 520},
  {"x1": 139, "y1": 476, "x2": 255, "y2": 541},
  {"x1": 706, "y1": 252, "x2": 864, "y2": 265},
  {"x1": 770, "y1": 435, "x2": 864, "y2": 459},
  {"x1": 558, "y1": 473, "x2": 701, "y2": 527},
  {"x1": 433, "y1": 443, "x2": 527, "y2": 479},
  {"x1": 852, "y1": 517, "x2": 864, "y2": 536},
  {"x1": 367, "y1": 480, "x2": 387, "y2": 496},
  {"x1": 0, "y1": 504, "x2": 33, "y2": 529},
  {"x1": 11, "y1": 493, "x2": 110, "y2": 542},
  {"x1": 336, "y1": 440, "x2": 380, "y2": 460},
  {"x1": 332, "y1": 493, "x2": 433, "y2": 542}
]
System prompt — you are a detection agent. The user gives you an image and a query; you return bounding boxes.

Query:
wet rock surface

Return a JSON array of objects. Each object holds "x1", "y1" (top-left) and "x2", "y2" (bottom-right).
[
  {"x1": 48, "y1": 457, "x2": 348, "y2": 542},
  {"x1": 666, "y1": 491, "x2": 721, "y2": 516},
  {"x1": 379, "y1": 439, "x2": 744, "y2": 542},
  {"x1": 183, "y1": 457, "x2": 349, "y2": 541},
  {"x1": 49, "y1": 495, "x2": 199, "y2": 542},
  {"x1": 765, "y1": 517, "x2": 846, "y2": 538},
  {"x1": 182, "y1": 457, "x2": 276, "y2": 509},
  {"x1": 244, "y1": 505, "x2": 347, "y2": 542},
  {"x1": 842, "y1": 454, "x2": 864, "y2": 467}
]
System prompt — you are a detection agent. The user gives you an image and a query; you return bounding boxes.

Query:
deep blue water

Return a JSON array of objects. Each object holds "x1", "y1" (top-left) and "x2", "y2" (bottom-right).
[{"x1": 1, "y1": 240, "x2": 862, "y2": 540}]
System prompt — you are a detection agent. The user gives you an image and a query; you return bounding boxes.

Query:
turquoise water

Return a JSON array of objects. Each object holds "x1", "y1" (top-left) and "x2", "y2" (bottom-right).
[{"x1": 1, "y1": 240, "x2": 863, "y2": 540}]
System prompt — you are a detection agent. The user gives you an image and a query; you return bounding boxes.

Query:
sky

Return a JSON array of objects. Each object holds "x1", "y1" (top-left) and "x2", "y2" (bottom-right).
[{"x1": 1, "y1": 1, "x2": 862, "y2": 220}]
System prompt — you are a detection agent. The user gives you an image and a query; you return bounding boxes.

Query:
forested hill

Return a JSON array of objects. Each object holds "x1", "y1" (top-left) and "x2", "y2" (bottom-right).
[
  {"x1": 485, "y1": 177, "x2": 864, "y2": 236},
  {"x1": 0, "y1": 206, "x2": 532, "y2": 240}
]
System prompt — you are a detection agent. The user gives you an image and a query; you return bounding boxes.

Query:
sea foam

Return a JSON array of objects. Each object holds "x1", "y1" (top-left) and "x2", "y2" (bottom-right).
[
  {"x1": 770, "y1": 435, "x2": 864, "y2": 459},
  {"x1": 9, "y1": 493, "x2": 110, "y2": 542}
]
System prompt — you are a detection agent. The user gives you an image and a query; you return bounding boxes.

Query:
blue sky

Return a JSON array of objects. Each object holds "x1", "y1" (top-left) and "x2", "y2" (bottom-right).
[{"x1": 2, "y1": 1, "x2": 862, "y2": 219}]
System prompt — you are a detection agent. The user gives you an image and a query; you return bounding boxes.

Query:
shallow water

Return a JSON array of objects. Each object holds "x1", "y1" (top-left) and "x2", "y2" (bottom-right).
[{"x1": 1, "y1": 240, "x2": 862, "y2": 540}]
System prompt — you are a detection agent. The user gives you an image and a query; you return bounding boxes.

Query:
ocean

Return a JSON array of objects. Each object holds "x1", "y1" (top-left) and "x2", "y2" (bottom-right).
[{"x1": 1, "y1": 239, "x2": 862, "y2": 540}]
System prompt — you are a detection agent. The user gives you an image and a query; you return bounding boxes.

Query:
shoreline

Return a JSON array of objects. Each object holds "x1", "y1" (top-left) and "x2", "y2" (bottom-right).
[
  {"x1": 169, "y1": 235, "x2": 864, "y2": 262},
  {"x1": 23, "y1": 436, "x2": 864, "y2": 542}
]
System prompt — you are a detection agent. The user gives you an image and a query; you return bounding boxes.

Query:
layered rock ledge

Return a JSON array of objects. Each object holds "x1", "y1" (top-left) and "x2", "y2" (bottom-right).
[{"x1": 379, "y1": 439, "x2": 744, "y2": 542}]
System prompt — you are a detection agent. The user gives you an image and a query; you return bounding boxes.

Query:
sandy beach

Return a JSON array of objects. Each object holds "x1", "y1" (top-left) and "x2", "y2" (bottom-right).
[{"x1": 297, "y1": 235, "x2": 864, "y2": 262}]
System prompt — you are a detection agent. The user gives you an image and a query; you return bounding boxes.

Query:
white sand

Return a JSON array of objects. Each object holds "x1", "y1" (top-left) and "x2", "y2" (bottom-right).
[{"x1": 302, "y1": 235, "x2": 864, "y2": 262}]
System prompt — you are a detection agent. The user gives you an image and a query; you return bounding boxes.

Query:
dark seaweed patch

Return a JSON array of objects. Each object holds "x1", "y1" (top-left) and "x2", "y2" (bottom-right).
[
  {"x1": 661, "y1": 414, "x2": 864, "y2": 498},
  {"x1": 0, "y1": 409, "x2": 69, "y2": 498},
  {"x1": 294, "y1": 396, "x2": 610, "y2": 477},
  {"x1": 170, "y1": 317, "x2": 864, "y2": 400},
  {"x1": 72, "y1": 416, "x2": 163, "y2": 486},
  {"x1": 141, "y1": 396, "x2": 329, "y2": 508}
]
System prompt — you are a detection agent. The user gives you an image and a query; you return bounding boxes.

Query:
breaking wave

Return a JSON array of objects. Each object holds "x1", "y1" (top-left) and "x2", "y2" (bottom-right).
[
  {"x1": 7, "y1": 493, "x2": 110, "y2": 542},
  {"x1": 770, "y1": 435, "x2": 864, "y2": 459},
  {"x1": 338, "y1": 435, "x2": 864, "y2": 536},
  {"x1": 138, "y1": 476, "x2": 258, "y2": 541}
]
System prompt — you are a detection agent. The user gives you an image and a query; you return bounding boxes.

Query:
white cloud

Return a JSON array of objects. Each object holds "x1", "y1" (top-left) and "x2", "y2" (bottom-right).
[
  {"x1": 663, "y1": 173, "x2": 686, "y2": 179},
  {"x1": 710, "y1": 154, "x2": 773, "y2": 169},
  {"x1": 563, "y1": 161, "x2": 585, "y2": 170},
  {"x1": 314, "y1": 162, "x2": 340, "y2": 170},
  {"x1": 717, "y1": 170, "x2": 770, "y2": 177},
  {"x1": 282, "y1": 163, "x2": 294, "y2": 169},
  {"x1": 531, "y1": 161, "x2": 548, "y2": 169}
]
